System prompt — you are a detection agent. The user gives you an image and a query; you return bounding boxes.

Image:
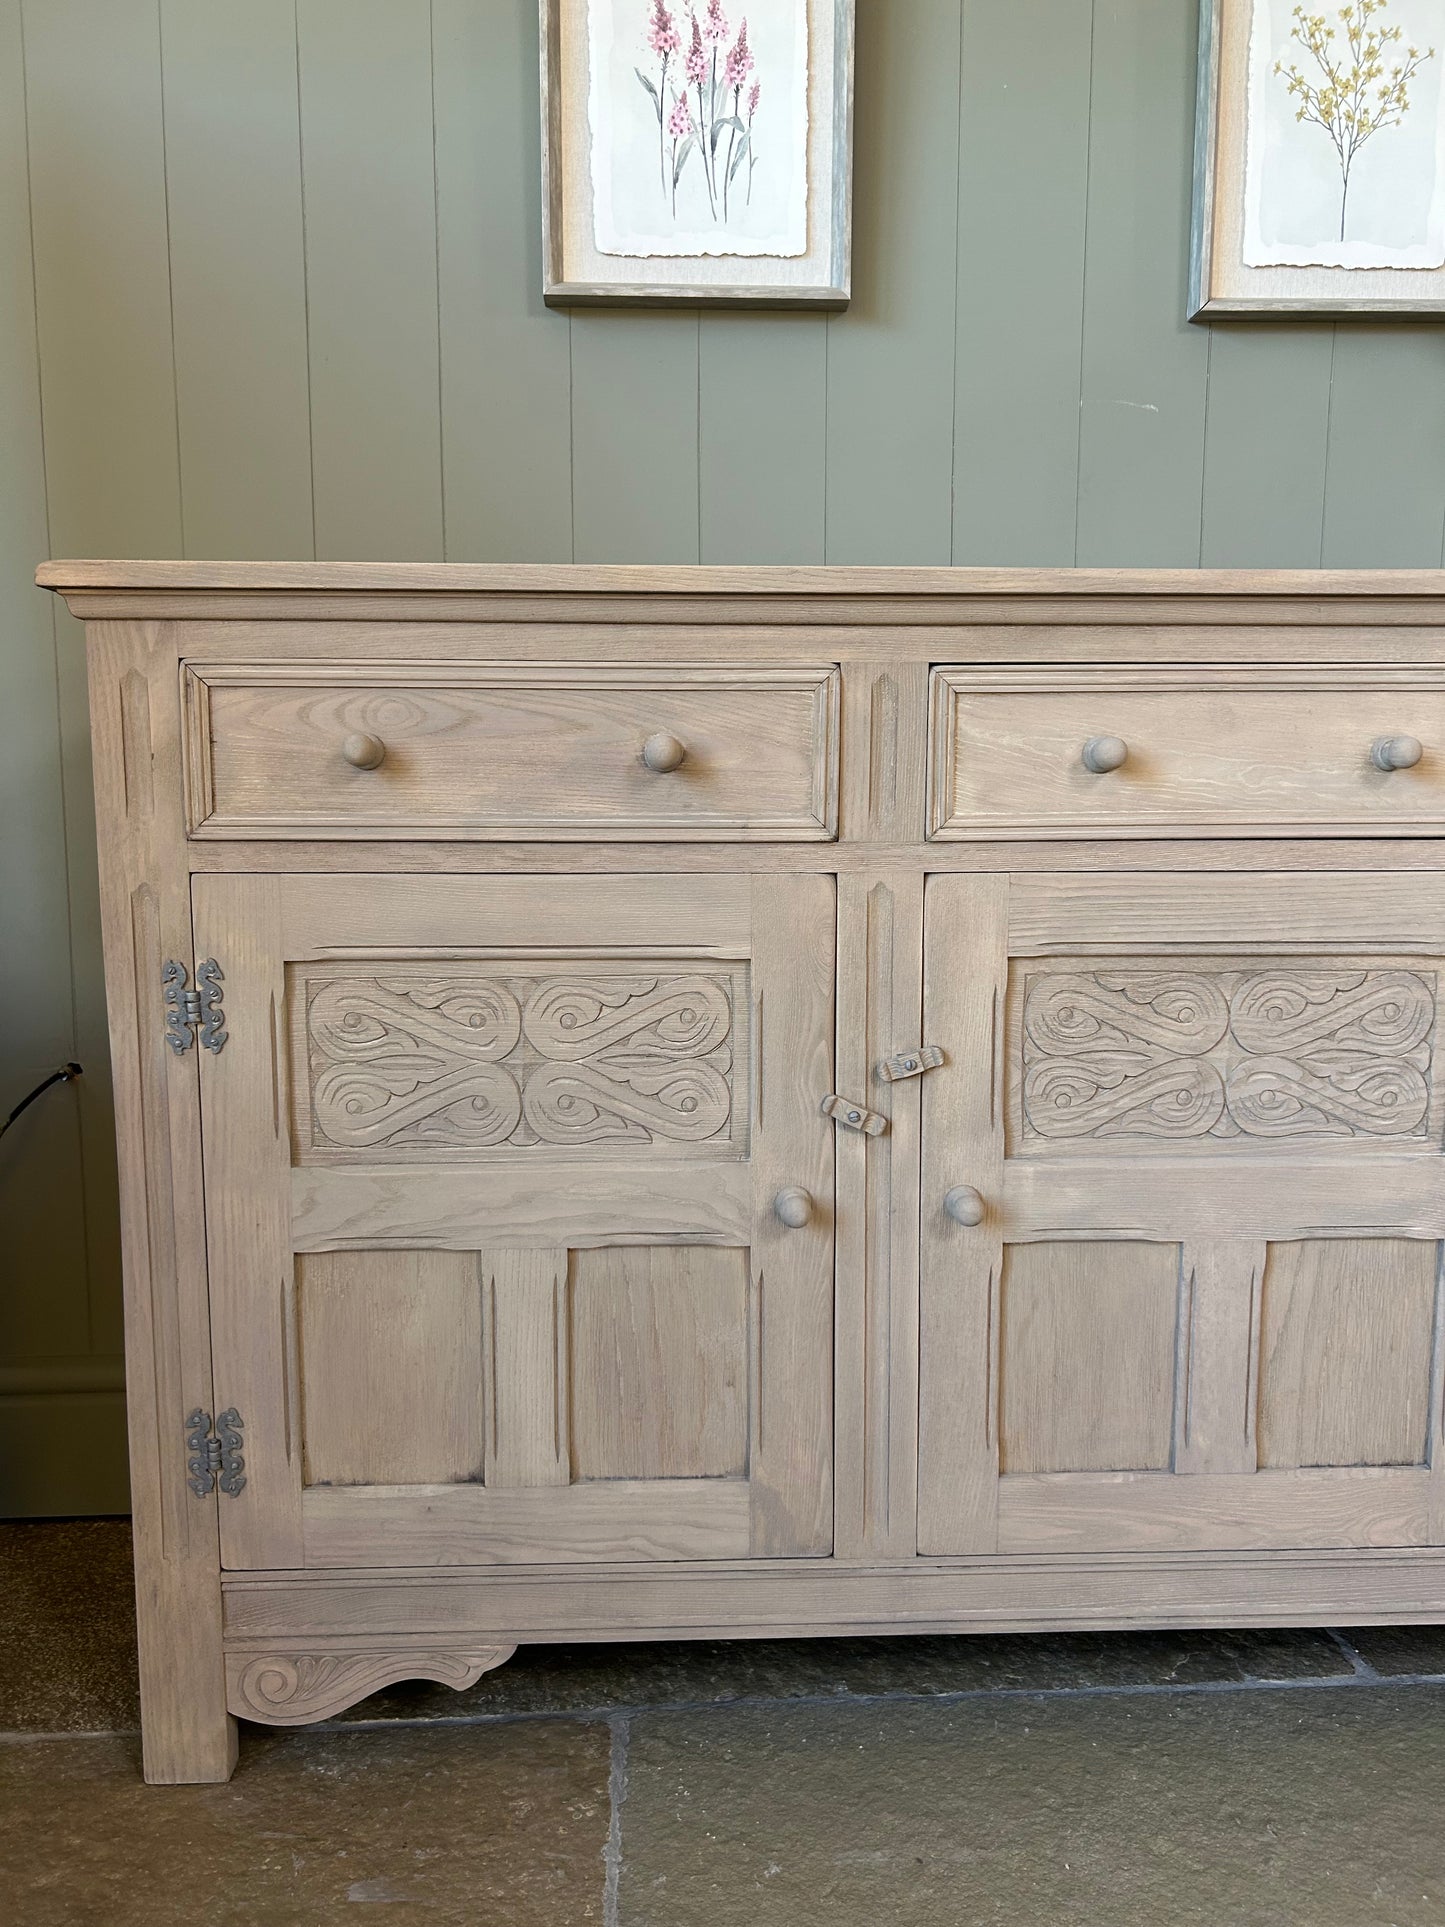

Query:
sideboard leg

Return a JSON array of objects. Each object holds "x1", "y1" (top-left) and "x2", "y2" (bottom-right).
[{"x1": 134, "y1": 1552, "x2": 237, "y2": 1784}]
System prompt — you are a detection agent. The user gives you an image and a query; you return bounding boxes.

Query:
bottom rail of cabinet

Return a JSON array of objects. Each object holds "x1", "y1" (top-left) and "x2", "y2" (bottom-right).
[{"x1": 219, "y1": 1548, "x2": 1445, "y2": 1727}]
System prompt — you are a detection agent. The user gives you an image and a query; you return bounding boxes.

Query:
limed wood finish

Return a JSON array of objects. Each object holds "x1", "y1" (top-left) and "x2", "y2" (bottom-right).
[{"x1": 47, "y1": 561, "x2": 1445, "y2": 1784}]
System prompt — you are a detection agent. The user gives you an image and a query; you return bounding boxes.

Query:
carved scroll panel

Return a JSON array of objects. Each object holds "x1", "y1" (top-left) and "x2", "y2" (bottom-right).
[
  {"x1": 290, "y1": 959, "x2": 748, "y2": 1161},
  {"x1": 1015, "y1": 960, "x2": 1439, "y2": 1148}
]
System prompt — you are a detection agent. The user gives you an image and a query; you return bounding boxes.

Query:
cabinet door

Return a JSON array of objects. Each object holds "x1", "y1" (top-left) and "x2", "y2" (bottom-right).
[
  {"x1": 193, "y1": 872, "x2": 834, "y2": 1570},
  {"x1": 919, "y1": 872, "x2": 1445, "y2": 1557}
]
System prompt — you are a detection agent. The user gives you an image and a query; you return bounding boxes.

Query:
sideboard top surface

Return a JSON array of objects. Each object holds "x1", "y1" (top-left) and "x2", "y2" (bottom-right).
[{"x1": 36, "y1": 560, "x2": 1445, "y2": 630}]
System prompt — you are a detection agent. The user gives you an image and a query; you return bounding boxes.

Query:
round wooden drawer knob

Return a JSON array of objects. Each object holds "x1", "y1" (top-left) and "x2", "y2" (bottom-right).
[
  {"x1": 1371, "y1": 735, "x2": 1423, "y2": 772},
  {"x1": 773, "y1": 1187, "x2": 814, "y2": 1229},
  {"x1": 341, "y1": 732, "x2": 387, "y2": 770},
  {"x1": 1082, "y1": 736, "x2": 1129, "y2": 774},
  {"x1": 943, "y1": 1185, "x2": 986, "y2": 1227},
  {"x1": 642, "y1": 732, "x2": 688, "y2": 774}
]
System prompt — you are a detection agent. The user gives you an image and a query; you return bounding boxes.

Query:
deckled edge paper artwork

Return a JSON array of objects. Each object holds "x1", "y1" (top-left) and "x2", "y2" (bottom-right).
[
  {"x1": 589, "y1": 0, "x2": 809, "y2": 257},
  {"x1": 1244, "y1": 0, "x2": 1445, "y2": 268}
]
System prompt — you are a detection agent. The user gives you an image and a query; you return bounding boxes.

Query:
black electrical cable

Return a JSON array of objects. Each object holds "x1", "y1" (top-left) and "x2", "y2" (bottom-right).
[{"x1": 0, "y1": 1063, "x2": 83, "y2": 1143}]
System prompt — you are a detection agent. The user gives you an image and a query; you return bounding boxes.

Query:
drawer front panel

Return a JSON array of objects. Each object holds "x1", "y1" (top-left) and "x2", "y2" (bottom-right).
[
  {"x1": 930, "y1": 668, "x2": 1445, "y2": 838},
  {"x1": 183, "y1": 662, "x2": 840, "y2": 839}
]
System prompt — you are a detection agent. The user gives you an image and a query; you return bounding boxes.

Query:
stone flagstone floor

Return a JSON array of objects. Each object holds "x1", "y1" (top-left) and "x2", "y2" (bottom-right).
[{"x1": 5, "y1": 1519, "x2": 1445, "y2": 1924}]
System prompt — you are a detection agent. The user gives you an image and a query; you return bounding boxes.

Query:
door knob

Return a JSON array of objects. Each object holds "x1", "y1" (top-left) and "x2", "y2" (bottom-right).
[
  {"x1": 943, "y1": 1185, "x2": 986, "y2": 1227},
  {"x1": 773, "y1": 1187, "x2": 814, "y2": 1229},
  {"x1": 642, "y1": 732, "x2": 687, "y2": 773},
  {"x1": 1082, "y1": 736, "x2": 1129, "y2": 774},
  {"x1": 1371, "y1": 735, "x2": 1423, "y2": 772},
  {"x1": 341, "y1": 731, "x2": 387, "y2": 770}
]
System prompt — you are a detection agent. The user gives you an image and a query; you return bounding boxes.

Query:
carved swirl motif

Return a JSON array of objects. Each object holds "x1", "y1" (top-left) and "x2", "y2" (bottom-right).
[
  {"x1": 1021, "y1": 967, "x2": 1436, "y2": 1143},
  {"x1": 228, "y1": 1646, "x2": 516, "y2": 1725},
  {"x1": 303, "y1": 968, "x2": 741, "y2": 1155}
]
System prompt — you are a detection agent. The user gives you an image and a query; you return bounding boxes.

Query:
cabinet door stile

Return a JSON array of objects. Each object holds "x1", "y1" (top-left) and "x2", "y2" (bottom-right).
[
  {"x1": 192, "y1": 873, "x2": 304, "y2": 1569},
  {"x1": 918, "y1": 874, "x2": 1008, "y2": 1554}
]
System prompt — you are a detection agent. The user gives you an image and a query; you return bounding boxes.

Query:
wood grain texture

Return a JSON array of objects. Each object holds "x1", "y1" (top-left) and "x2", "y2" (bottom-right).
[
  {"x1": 1258, "y1": 1240, "x2": 1439, "y2": 1470},
  {"x1": 297, "y1": 1251, "x2": 484, "y2": 1487},
  {"x1": 931, "y1": 668, "x2": 1445, "y2": 839},
  {"x1": 83, "y1": 625, "x2": 234, "y2": 1782},
  {"x1": 227, "y1": 1644, "x2": 514, "y2": 1724},
  {"x1": 747, "y1": 872, "x2": 836, "y2": 1555},
  {"x1": 184, "y1": 662, "x2": 841, "y2": 840},
  {"x1": 997, "y1": 1467, "x2": 1431, "y2": 1554},
  {"x1": 301, "y1": 1477, "x2": 751, "y2": 1565},
  {"x1": 568, "y1": 1246, "x2": 748, "y2": 1479},
  {"x1": 484, "y1": 1248, "x2": 570, "y2": 1487},
  {"x1": 917, "y1": 873, "x2": 1008, "y2": 1555},
  {"x1": 998, "y1": 1242, "x2": 1180, "y2": 1475},
  {"x1": 192, "y1": 873, "x2": 302, "y2": 1570}
]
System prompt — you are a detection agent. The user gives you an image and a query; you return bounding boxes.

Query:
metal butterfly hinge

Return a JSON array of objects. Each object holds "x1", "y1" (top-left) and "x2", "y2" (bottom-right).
[{"x1": 163, "y1": 959, "x2": 228, "y2": 1055}]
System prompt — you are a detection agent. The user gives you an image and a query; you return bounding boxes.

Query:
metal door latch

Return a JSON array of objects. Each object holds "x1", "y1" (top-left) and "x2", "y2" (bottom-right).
[
  {"x1": 877, "y1": 1044, "x2": 945, "y2": 1083},
  {"x1": 821, "y1": 1093, "x2": 888, "y2": 1137}
]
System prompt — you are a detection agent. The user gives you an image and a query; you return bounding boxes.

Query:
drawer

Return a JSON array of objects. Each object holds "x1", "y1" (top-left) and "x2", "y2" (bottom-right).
[
  {"x1": 929, "y1": 667, "x2": 1445, "y2": 839},
  {"x1": 182, "y1": 662, "x2": 841, "y2": 840}
]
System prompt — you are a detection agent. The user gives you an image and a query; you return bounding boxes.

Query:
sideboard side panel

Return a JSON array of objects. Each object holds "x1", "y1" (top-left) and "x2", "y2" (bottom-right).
[{"x1": 87, "y1": 620, "x2": 234, "y2": 1783}]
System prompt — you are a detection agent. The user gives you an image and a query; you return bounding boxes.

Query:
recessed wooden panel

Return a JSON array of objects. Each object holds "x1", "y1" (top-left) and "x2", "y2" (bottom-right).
[
  {"x1": 1258, "y1": 1239, "x2": 1439, "y2": 1470},
  {"x1": 999, "y1": 1242, "x2": 1180, "y2": 1474},
  {"x1": 297, "y1": 1251, "x2": 484, "y2": 1486},
  {"x1": 569, "y1": 1246, "x2": 749, "y2": 1480}
]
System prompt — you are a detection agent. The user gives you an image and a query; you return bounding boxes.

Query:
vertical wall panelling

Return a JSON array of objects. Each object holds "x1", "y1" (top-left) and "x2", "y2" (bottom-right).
[
  {"x1": 12, "y1": 0, "x2": 189, "y2": 1507},
  {"x1": 952, "y1": 0, "x2": 1093, "y2": 566},
  {"x1": 433, "y1": 0, "x2": 573, "y2": 562},
  {"x1": 1076, "y1": 0, "x2": 1211, "y2": 564},
  {"x1": 699, "y1": 316, "x2": 827, "y2": 563},
  {"x1": 825, "y1": 0, "x2": 962, "y2": 564},
  {"x1": 296, "y1": 0, "x2": 444, "y2": 560},
  {"x1": 0, "y1": 0, "x2": 88, "y2": 1369},
  {"x1": 160, "y1": 0, "x2": 313, "y2": 561},
  {"x1": 1322, "y1": 329, "x2": 1445, "y2": 568},
  {"x1": 1200, "y1": 326, "x2": 1334, "y2": 566},
  {"x1": 571, "y1": 314, "x2": 701, "y2": 562}
]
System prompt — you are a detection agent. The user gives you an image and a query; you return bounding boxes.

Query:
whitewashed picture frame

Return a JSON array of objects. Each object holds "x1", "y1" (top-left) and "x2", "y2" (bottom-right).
[
  {"x1": 541, "y1": 0, "x2": 854, "y2": 307},
  {"x1": 1191, "y1": 0, "x2": 1445, "y2": 316}
]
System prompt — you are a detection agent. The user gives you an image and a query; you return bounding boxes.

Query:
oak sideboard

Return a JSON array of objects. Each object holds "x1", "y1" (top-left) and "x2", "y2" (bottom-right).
[{"x1": 39, "y1": 559, "x2": 1445, "y2": 1784}]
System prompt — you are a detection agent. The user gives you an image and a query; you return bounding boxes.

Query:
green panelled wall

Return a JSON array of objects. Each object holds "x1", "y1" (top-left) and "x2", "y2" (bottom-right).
[{"x1": 3, "y1": 0, "x2": 1444, "y2": 1512}]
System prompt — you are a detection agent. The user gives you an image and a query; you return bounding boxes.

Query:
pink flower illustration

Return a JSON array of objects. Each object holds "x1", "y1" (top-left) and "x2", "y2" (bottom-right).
[
  {"x1": 684, "y1": 11, "x2": 707, "y2": 84},
  {"x1": 748, "y1": 77, "x2": 760, "y2": 117},
  {"x1": 701, "y1": 0, "x2": 729, "y2": 46},
  {"x1": 646, "y1": 0, "x2": 680, "y2": 55},
  {"x1": 724, "y1": 18, "x2": 753, "y2": 90},
  {"x1": 667, "y1": 92, "x2": 693, "y2": 139}
]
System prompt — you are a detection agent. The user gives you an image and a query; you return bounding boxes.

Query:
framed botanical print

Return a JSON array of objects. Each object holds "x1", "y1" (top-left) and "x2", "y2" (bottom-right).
[
  {"x1": 540, "y1": 0, "x2": 854, "y2": 307},
  {"x1": 1191, "y1": 0, "x2": 1445, "y2": 315}
]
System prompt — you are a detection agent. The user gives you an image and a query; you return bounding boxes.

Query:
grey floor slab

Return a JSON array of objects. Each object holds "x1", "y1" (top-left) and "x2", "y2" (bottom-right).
[
  {"x1": 616, "y1": 1684, "x2": 1445, "y2": 1927},
  {"x1": 1, "y1": 1722, "x2": 611, "y2": 1927},
  {"x1": 1347, "y1": 1623, "x2": 1445, "y2": 1677}
]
